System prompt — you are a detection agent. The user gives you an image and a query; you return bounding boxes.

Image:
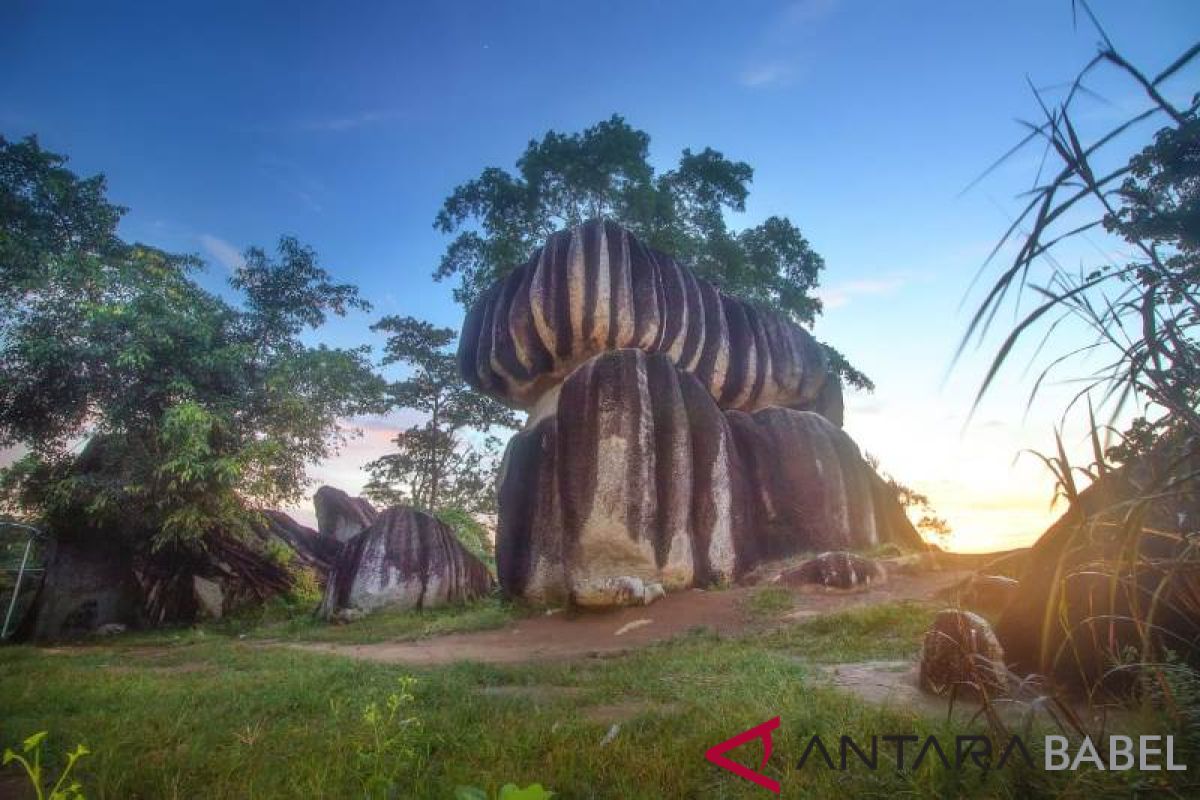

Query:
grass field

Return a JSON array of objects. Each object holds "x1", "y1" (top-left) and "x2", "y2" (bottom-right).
[{"x1": 0, "y1": 600, "x2": 1193, "y2": 799}]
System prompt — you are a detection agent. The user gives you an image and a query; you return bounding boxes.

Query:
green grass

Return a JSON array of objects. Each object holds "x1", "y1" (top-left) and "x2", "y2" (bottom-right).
[
  {"x1": 739, "y1": 585, "x2": 794, "y2": 619},
  {"x1": 0, "y1": 601, "x2": 1191, "y2": 799},
  {"x1": 111, "y1": 596, "x2": 524, "y2": 647},
  {"x1": 762, "y1": 601, "x2": 934, "y2": 663},
  {"x1": 242, "y1": 596, "x2": 524, "y2": 644}
]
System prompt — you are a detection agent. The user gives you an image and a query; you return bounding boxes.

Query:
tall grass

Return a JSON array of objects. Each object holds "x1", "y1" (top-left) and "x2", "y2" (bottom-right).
[{"x1": 960, "y1": 0, "x2": 1199, "y2": 703}]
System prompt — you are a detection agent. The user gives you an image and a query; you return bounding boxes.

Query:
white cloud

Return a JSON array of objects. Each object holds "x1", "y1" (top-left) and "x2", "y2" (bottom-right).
[
  {"x1": 816, "y1": 276, "x2": 908, "y2": 309},
  {"x1": 199, "y1": 234, "x2": 246, "y2": 273},
  {"x1": 780, "y1": 0, "x2": 839, "y2": 28},
  {"x1": 739, "y1": 63, "x2": 794, "y2": 89},
  {"x1": 299, "y1": 110, "x2": 404, "y2": 132},
  {"x1": 739, "y1": 0, "x2": 838, "y2": 88}
]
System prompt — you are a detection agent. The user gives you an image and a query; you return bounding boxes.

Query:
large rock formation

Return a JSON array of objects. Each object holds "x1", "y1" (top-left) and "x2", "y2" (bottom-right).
[
  {"x1": 497, "y1": 349, "x2": 751, "y2": 606},
  {"x1": 319, "y1": 507, "x2": 494, "y2": 617},
  {"x1": 259, "y1": 510, "x2": 341, "y2": 575},
  {"x1": 314, "y1": 486, "x2": 378, "y2": 543},
  {"x1": 26, "y1": 511, "x2": 331, "y2": 637},
  {"x1": 476, "y1": 221, "x2": 922, "y2": 608}
]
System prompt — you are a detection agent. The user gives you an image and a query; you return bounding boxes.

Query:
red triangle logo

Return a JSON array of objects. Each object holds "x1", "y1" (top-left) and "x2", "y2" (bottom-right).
[{"x1": 704, "y1": 716, "x2": 782, "y2": 794}]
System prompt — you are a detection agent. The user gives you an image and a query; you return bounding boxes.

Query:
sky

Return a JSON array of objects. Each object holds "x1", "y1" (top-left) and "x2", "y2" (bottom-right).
[{"x1": 3, "y1": 0, "x2": 1198, "y2": 551}]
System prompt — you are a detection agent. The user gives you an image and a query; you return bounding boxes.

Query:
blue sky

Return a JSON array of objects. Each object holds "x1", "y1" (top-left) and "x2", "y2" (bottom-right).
[{"x1": 3, "y1": 1, "x2": 1198, "y2": 548}]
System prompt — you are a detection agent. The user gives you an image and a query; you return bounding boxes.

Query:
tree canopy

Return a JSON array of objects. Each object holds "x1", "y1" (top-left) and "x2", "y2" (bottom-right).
[
  {"x1": 432, "y1": 115, "x2": 871, "y2": 391},
  {"x1": 0, "y1": 135, "x2": 386, "y2": 553},
  {"x1": 363, "y1": 315, "x2": 518, "y2": 513}
]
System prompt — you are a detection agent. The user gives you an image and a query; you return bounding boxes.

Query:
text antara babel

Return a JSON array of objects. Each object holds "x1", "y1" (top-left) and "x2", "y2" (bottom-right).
[{"x1": 795, "y1": 734, "x2": 1188, "y2": 772}]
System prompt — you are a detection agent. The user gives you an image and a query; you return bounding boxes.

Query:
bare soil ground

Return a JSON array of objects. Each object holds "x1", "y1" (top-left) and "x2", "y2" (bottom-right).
[{"x1": 283, "y1": 568, "x2": 973, "y2": 666}]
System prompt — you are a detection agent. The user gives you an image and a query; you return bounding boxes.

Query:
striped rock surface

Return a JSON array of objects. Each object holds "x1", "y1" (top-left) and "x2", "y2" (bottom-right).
[
  {"x1": 319, "y1": 507, "x2": 493, "y2": 617},
  {"x1": 497, "y1": 349, "x2": 912, "y2": 607},
  {"x1": 459, "y1": 219, "x2": 843, "y2": 424},
  {"x1": 727, "y1": 407, "x2": 880, "y2": 556}
]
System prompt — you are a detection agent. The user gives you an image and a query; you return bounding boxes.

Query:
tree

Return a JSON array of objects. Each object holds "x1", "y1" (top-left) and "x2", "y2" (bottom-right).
[
  {"x1": 363, "y1": 316, "x2": 519, "y2": 513},
  {"x1": 432, "y1": 115, "x2": 872, "y2": 390},
  {"x1": 0, "y1": 135, "x2": 386, "y2": 559}
]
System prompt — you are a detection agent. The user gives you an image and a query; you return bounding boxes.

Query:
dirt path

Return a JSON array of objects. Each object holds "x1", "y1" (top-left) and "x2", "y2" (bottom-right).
[{"x1": 285, "y1": 569, "x2": 972, "y2": 666}]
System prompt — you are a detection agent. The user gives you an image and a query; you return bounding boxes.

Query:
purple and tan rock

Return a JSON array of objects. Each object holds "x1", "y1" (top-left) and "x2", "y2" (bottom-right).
[
  {"x1": 468, "y1": 220, "x2": 923, "y2": 608},
  {"x1": 319, "y1": 507, "x2": 493, "y2": 619}
]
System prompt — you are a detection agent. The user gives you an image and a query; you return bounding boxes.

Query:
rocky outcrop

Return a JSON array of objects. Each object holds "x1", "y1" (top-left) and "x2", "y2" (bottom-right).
[
  {"x1": 320, "y1": 507, "x2": 493, "y2": 617},
  {"x1": 460, "y1": 219, "x2": 843, "y2": 423},
  {"x1": 471, "y1": 220, "x2": 924, "y2": 608},
  {"x1": 30, "y1": 532, "x2": 142, "y2": 640},
  {"x1": 24, "y1": 488, "x2": 370, "y2": 637},
  {"x1": 919, "y1": 609, "x2": 1007, "y2": 697},
  {"x1": 778, "y1": 552, "x2": 885, "y2": 590},
  {"x1": 953, "y1": 574, "x2": 1019, "y2": 616},
  {"x1": 314, "y1": 486, "x2": 378, "y2": 543},
  {"x1": 139, "y1": 510, "x2": 328, "y2": 624},
  {"x1": 995, "y1": 435, "x2": 1200, "y2": 687}
]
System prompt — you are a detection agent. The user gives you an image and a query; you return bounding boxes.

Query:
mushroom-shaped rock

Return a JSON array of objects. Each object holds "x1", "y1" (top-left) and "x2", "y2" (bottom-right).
[
  {"x1": 314, "y1": 485, "x2": 378, "y2": 543},
  {"x1": 919, "y1": 609, "x2": 1007, "y2": 697},
  {"x1": 778, "y1": 552, "x2": 885, "y2": 590},
  {"x1": 319, "y1": 507, "x2": 493, "y2": 617},
  {"x1": 459, "y1": 219, "x2": 843, "y2": 423},
  {"x1": 473, "y1": 222, "x2": 926, "y2": 608}
]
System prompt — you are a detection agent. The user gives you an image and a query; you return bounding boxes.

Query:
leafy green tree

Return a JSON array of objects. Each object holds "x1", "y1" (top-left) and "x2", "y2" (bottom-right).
[
  {"x1": 432, "y1": 115, "x2": 872, "y2": 390},
  {"x1": 0, "y1": 134, "x2": 386, "y2": 559},
  {"x1": 363, "y1": 316, "x2": 519, "y2": 513}
]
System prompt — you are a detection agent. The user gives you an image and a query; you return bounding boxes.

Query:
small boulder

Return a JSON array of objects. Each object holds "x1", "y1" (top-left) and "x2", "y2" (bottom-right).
[
  {"x1": 331, "y1": 608, "x2": 367, "y2": 625},
  {"x1": 193, "y1": 576, "x2": 225, "y2": 620},
  {"x1": 573, "y1": 577, "x2": 665, "y2": 609},
  {"x1": 919, "y1": 609, "x2": 1007, "y2": 697},
  {"x1": 319, "y1": 506, "x2": 493, "y2": 618},
  {"x1": 777, "y1": 552, "x2": 885, "y2": 590},
  {"x1": 93, "y1": 623, "x2": 128, "y2": 637}
]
